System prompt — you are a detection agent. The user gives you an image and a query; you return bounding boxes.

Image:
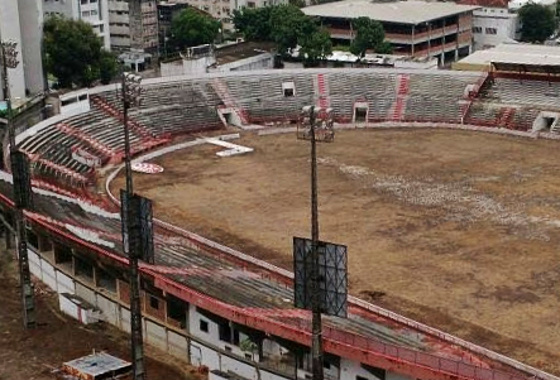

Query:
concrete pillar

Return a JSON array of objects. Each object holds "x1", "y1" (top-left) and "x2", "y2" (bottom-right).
[
  {"x1": 0, "y1": 0, "x2": 26, "y2": 100},
  {"x1": 18, "y1": 0, "x2": 44, "y2": 95},
  {"x1": 427, "y1": 22, "x2": 431, "y2": 58},
  {"x1": 411, "y1": 25, "x2": 415, "y2": 56},
  {"x1": 5, "y1": 228, "x2": 12, "y2": 249}
]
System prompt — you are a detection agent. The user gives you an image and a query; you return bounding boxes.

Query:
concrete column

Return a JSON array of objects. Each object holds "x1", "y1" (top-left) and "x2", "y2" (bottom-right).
[
  {"x1": 185, "y1": 301, "x2": 192, "y2": 363},
  {"x1": 411, "y1": 25, "x2": 415, "y2": 56},
  {"x1": 18, "y1": 0, "x2": 45, "y2": 95},
  {"x1": 427, "y1": 22, "x2": 431, "y2": 58},
  {"x1": 5, "y1": 228, "x2": 12, "y2": 249},
  {"x1": 0, "y1": 0, "x2": 26, "y2": 100}
]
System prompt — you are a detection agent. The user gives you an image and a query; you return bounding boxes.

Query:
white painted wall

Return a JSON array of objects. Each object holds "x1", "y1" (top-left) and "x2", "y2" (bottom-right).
[
  {"x1": 0, "y1": 0, "x2": 27, "y2": 100},
  {"x1": 18, "y1": 0, "x2": 45, "y2": 96},
  {"x1": 44, "y1": 0, "x2": 111, "y2": 50},
  {"x1": 60, "y1": 91, "x2": 91, "y2": 116},
  {"x1": 24, "y1": 245, "x2": 425, "y2": 380},
  {"x1": 472, "y1": 7, "x2": 518, "y2": 51}
]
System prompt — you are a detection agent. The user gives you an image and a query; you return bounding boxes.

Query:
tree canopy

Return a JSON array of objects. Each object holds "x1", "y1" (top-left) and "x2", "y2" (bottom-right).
[
  {"x1": 43, "y1": 16, "x2": 118, "y2": 88},
  {"x1": 169, "y1": 8, "x2": 221, "y2": 51},
  {"x1": 232, "y1": 7, "x2": 273, "y2": 41},
  {"x1": 233, "y1": 4, "x2": 333, "y2": 65},
  {"x1": 299, "y1": 28, "x2": 333, "y2": 66},
  {"x1": 350, "y1": 17, "x2": 391, "y2": 57},
  {"x1": 518, "y1": 3, "x2": 556, "y2": 43}
]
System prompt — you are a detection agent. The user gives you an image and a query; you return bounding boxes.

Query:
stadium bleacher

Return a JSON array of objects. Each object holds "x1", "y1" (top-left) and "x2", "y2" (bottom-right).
[{"x1": 17, "y1": 69, "x2": 560, "y2": 188}]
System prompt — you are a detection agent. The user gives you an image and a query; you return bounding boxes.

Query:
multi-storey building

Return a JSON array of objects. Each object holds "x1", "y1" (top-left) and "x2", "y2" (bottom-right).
[
  {"x1": 460, "y1": 0, "x2": 556, "y2": 51},
  {"x1": 0, "y1": 0, "x2": 44, "y2": 102},
  {"x1": 157, "y1": 1, "x2": 190, "y2": 56},
  {"x1": 459, "y1": 0, "x2": 517, "y2": 50},
  {"x1": 160, "y1": 0, "x2": 286, "y2": 31},
  {"x1": 108, "y1": 0, "x2": 158, "y2": 54},
  {"x1": 43, "y1": 0, "x2": 111, "y2": 50},
  {"x1": 303, "y1": 0, "x2": 480, "y2": 64}
]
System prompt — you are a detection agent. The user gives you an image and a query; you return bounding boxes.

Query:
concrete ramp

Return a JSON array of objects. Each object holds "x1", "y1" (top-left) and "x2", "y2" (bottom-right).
[{"x1": 205, "y1": 137, "x2": 254, "y2": 157}]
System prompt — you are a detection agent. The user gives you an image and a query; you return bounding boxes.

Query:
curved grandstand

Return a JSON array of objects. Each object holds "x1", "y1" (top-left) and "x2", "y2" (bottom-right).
[{"x1": 5, "y1": 68, "x2": 560, "y2": 380}]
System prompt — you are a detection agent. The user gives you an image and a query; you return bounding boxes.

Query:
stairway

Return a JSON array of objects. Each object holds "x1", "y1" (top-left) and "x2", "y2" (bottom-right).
[
  {"x1": 497, "y1": 107, "x2": 516, "y2": 129},
  {"x1": 389, "y1": 74, "x2": 410, "y2": 121},
  {"x1": 211, "y1": 78, "x2": 249, "y2": 125},
  {"x1": 90, "y1": 95, "x2": 169, "y2": 152},
  {"x1": 316, "y1": 73, "x2": 330, "y2": 109},
  {"x1": 56, "y1": 123, "x2": 116, "y2": 160}
]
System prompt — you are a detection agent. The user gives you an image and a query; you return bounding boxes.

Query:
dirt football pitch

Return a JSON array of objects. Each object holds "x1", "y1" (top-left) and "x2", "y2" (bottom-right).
[{"x1": 114, "y1": 128, "x2": 560, "y2": 374}]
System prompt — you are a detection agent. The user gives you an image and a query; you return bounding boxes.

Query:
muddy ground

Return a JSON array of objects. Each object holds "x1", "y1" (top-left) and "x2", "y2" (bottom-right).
[
  {"x1": 0, "y1": 250, "x2": 199, "y2": 380},
  {"x1": 114, "y1": 129, "x2": 560, "y2": 374}
]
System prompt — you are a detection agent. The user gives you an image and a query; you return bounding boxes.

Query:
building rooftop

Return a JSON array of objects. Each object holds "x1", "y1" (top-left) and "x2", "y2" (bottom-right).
[
  {"x1": 62, "y1": 352, "x2": 131, "y2": 379},
  {"x1": 215, "y1": 41, "x2": 275, "y2": 65},
  {"x1": 302, "y1": 0, "x2": 480, "y2": 25},
  {"x1": 458, "y1": 0, "x2": 508, "y2": 9},
  {"x1": 456, "y1": 43, "x2": 560, "y2": 67}
]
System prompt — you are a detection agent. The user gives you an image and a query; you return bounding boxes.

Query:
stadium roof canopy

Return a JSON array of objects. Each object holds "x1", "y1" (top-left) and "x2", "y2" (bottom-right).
[
  {"x1": 302, "y1": 0, "x2": 480, "y2": 25},
  {"x1": 453, "y1": 43, "x2": 560, "y2": 73}
]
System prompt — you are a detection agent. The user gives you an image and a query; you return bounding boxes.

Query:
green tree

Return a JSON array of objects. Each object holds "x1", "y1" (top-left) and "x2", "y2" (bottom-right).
[
  {"x1": 289, "y1": 0, "x2": 306, "y2": 8},
  {"x1": 269, "y1": 5, "x2": 314, "y2": 54},
  {"x1": 349, "y1": 17, "x2": 387, "y2": 58},
  {"x1": 43, "y1": 16, "x2": 108, "y2": 88},
  {"x1": 299, "y1": 28, "x2": 333, "y2": 67},
  {"x1": 99, "y1": 51, "x2": 119, "y2": 85},
  {"x1": 518, "y1": 3, "x2": 556, "y2": 43},
  {"x1": 233, "y1": 7, "x2": 273, "y2": 41},
  {"x1": 169, "y1": 8, "x2": 220, "y2": 51},
  {"x1": 233, "y1": 4, "x2": 332, "y2": 64}
]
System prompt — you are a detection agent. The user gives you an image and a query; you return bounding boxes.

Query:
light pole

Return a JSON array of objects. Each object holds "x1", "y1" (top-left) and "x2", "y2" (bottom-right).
[
  {"x1": 121, "y1": 71, "x2": 146, "y2": 380},
  {"x1": 298, "y1": 105, "x2": 334, "y2": 380},
  {"x1": 308, "y1": 106, "x2": 323, "y2": 380},
  {"x1": 1, "y1": 40, "x2": 36, "y2": 329}
]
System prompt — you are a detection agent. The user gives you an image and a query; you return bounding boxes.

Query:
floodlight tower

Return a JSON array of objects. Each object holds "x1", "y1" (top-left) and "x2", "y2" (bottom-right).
[
  {"x1": 298, "y1": 105, "x2": 335, "y2": 380},
  {"x1": 309, "y1": 105, "x2": 323, "y2": 380},
  {"x1": 1, "y1": 40, "x2": 36, "y2": 329},
  {"x1": 121, "y1": 71, "x2": 146, "y2": 380}
]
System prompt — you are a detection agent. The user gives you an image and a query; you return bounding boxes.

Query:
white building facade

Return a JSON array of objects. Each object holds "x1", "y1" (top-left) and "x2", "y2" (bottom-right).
[
  {"x1": 0, "y1": 0, "x2": 45, "y2": 102},
  {"x1": 463, "y1": 0, "x2": 557, "y2": 51},
  {"x1": 43, "y1": 0, "x2": 111, "y2": 50},
  {"x1": 160, "y1": 0, "x2": 286, "y2": 31},
  {"x1": 459, "y1": 0, "x2": 518, "y2": 51},
  {"x1": 108, "y1": 0, "x2": 158, "y2": 54},
  {"x1": 471, "y1": 6, "x2": 518, "y2": 50}
]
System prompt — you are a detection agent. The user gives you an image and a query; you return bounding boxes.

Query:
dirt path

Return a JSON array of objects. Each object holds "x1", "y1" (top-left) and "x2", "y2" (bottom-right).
[
  {"x1": 113, "y1": 129, "x2": 560, "y2": 375},
  {"x1": 0, "y1": 251, "x2": 199, "y2": 380}
]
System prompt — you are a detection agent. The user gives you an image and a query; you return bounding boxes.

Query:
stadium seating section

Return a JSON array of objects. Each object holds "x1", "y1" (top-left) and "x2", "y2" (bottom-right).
[{"x1": 18, "y1": 69, "x2": 556, "y2": 187}]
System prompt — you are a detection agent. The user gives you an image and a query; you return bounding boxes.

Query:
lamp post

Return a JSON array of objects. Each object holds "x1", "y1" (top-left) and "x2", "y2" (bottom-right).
[
  {"x1": 121, "y1": 71, "x2": 146, "y2": 380},
  {"x1": 1, "y1": 41, "x2": 36, "y2": 329},
  {"x1": 122, "y1": 72, "x2": 142, "y2": 195},
  {"x1": 308, "y1": 106, "x2": 323, "y2": 380},
  {"x1": 298, "y1": 105, "x2": 335, "y2": 380},
  {"x1": 2, "y1": 41, "x2": 19, "y2": 156}
]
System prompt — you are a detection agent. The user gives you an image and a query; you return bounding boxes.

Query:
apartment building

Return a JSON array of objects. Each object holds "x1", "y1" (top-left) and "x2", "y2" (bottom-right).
[
  {"x1": 303, "y1": 0, "x2": 480, "y2": 63},
  {"x1": 108, "y1": 0, "x2": 158, "y2": 54},
  {"x1": 43, "y1": 0, "x2": 111, "y2": 50},
  {"x1": 0, "y1": 0, "x2": 45, "y2": 101}
]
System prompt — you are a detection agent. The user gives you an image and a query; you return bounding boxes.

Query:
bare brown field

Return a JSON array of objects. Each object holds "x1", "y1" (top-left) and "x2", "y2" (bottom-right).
[
  {"x1": 0, "y1": 251, "x2": 199, "y2": 380},
  {"x1": 113, "y1": 129, "x2": 560, "y2": 374}
]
